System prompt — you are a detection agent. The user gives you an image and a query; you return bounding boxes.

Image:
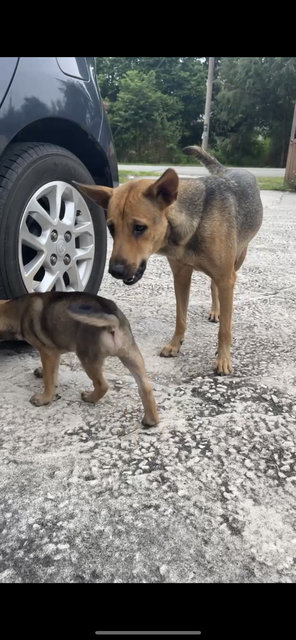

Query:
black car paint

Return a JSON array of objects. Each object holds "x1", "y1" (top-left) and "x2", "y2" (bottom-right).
[{"x1": 0, "y1": 57, "x2": 118, "y2": 187}]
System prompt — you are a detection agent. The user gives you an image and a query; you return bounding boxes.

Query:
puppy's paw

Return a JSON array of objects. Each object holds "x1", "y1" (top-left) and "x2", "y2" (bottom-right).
[
  {"x1": 33, "y1": 367, "x2": 43, "y2": 378},
  {"x1": 160, "y1": 343, "x2": 180, "y2": 357},
  {"x1": 30, "y1": 392, "x2": 60, "y2": 406},
  {"x1": 215, "y1": 355, "x2": 232, "y2": 375}
]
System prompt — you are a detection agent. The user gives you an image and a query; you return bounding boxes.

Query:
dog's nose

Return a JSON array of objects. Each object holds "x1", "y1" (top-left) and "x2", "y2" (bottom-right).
[{"x1": 109, "y1": 263, "x2": 126, "y2": 279}]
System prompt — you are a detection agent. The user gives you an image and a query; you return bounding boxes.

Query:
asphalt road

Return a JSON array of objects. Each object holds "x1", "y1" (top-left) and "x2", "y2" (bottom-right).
[
  {"x1": 119, "y1": 163, "x2": 285, "y2": 178},
  {"x1": 0, "y1": 189, "x2": 295, "y2": 587}
]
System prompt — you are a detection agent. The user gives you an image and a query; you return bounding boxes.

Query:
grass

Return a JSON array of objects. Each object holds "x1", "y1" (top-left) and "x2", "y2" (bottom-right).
[
  {"x1": 256, "y1": 177, "x2": 293, "y2": 191},
  {"x1": 119, "y1": 169, "x2": 160, "y2": 182},
  {"x1": 119, "y1": 170, "x2": 295, "y2": 191}
]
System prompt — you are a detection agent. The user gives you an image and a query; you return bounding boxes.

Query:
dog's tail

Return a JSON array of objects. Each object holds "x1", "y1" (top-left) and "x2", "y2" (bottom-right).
[
  {"x1": 67, "y1": 303, "x2": 119, "y2": 330},
  {"x1": 183, "y1": 145, "x2": 225, "y2": 176}
]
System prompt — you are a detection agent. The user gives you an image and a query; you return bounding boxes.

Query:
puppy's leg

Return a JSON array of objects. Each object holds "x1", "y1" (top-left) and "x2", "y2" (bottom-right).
[
  {"x1": 215, "y1": 272, "x2": 236, "y2": 375},
  {"x1": 33, "y1": 361, "x2": 60, "y2": 387},
  {"x1": 119, "y1": 345, "x2": 159, "y2": 427},
  {"x1": 79, "y1": 359, "x2": 109, "y2": 403},
  {"x1": 30, "y1": 349, "x2": 60, "y2": 406},
  {"x1": 33, "y1": 366, "x2": 43, "y2": 378},
  {"x1": 209, "y1": 279, "x2": 220, "y2": 322},
  {"x1": 160, "y1": 258, "x2": 193, "y2": 357}
]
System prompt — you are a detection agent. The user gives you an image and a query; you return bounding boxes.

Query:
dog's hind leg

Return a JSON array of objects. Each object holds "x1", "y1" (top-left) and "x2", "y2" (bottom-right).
[
  {"x1": 30, "y1": 349, "x2": 60, "y2": 405},
  {"x1": 79, "y1": 359, "x2": 109, "y2": 403},
  {"x1": 211, "y1": 248, "x2": 246, "y2": 369},
  {"x1": 215, "y1": 271, "x2": 236, "y2": 375},
  {"x1": 119, "y1": 345, "x2": 159, "y2": 427},
  {"x1": 160, "y1": 258, "x2": 193, "y2": 357},
  {"x1": 235, "y1": 247, "x2": 247, "y2": 271},
  {"x1": 208, "y1": 279, "x2": 220, "y2": 322}
]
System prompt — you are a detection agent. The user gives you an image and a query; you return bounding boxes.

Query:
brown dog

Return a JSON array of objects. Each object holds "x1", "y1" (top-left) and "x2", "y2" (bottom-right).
[
  {"x1": 0, "y1": 292, "x2": 158, "y2": 426},
  {"x1": 74, "y1": 146, "x2": 263, "y2": 374}
]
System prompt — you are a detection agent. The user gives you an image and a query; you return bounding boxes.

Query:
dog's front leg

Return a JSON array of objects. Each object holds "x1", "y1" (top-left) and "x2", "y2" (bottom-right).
[
  {"x1": 160, "y1": 258, "x2": 193, "y2": 357},
  {"x1": 30, "y1": 349, "x2": 60, "y2": 405},
  {"x1": 215, "y1": 272, "x2": 236, "y2": 375}
]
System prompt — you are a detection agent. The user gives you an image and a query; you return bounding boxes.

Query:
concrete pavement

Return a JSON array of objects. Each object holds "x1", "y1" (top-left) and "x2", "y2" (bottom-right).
[{"x1": 0, "y1": 190, "x2": 295, "y2": 584}]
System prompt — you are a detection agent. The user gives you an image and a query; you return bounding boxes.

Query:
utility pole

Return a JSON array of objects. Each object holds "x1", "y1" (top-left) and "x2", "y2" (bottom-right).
[
  {"x1": 202, "y1": 57, "x2": 215, "y2": 151},
  {"x1": 284, "y1": 103, "x2": 296, "y2": 187}
]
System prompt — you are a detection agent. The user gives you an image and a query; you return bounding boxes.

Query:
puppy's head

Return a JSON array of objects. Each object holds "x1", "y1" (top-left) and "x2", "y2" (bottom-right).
[{"x1": 73, "y1": 169, "x2": 178, "y2": 285}]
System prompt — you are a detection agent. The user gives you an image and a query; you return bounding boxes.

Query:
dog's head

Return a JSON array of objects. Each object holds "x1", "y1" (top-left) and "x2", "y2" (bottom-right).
[{"x1": 73, "y1": 169, "x2": 178, "y2": 285}]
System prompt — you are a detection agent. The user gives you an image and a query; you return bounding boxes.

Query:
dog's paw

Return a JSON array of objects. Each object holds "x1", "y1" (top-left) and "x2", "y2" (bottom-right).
[
  {"x1": 33, "y1": 367, "x2": 43, "y2": 378},
  {"x1": 141, "y1": 415, "x2": 159, "y2": 428},
  {"x1": 81, "y1": 390, "x2": 96, "y2": 403},
  {"x1": 30, "y1": 393, "x2": 51, "y2": 406},
  {"x1": 208, "y1": 311, "x2": 219, "y2": 322},
  {"x1": 215, "y1": 355, "x2": 232, "y2": 375},
  {"x1": 160, "y1": 343, "x2": 180, "y2": 357}
]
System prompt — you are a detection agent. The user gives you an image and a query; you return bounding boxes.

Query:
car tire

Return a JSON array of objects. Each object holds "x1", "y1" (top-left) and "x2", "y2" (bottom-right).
[{"x1": 0, "y1": 142, "x2": 107, "y2": 298}]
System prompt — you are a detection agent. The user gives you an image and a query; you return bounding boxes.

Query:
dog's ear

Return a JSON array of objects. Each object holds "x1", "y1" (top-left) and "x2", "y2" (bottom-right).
[
  {"x1": 72, "y1": 182, "x2": 113, "y2": 211},
  {"x1": 144, "y1": 169, "x2": 179, "y2": 208}
]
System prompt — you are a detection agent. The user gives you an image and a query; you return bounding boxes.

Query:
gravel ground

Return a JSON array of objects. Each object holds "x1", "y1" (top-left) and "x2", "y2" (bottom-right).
[{"x1": 0, "y1": 190, "x2": 296, "y2": 584}]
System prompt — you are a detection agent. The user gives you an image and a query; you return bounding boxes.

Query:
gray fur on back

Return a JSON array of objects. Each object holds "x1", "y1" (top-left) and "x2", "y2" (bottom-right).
[{"x1": 181, "y1": 146, "x2": 263, "y2": 238}]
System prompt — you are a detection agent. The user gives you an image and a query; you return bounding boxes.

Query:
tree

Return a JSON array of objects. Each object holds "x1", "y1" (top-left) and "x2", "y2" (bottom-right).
[
  {"x1": 211, "y1": 57, "x2": 296, "y2": 166},
  {"x1": 96, "y1": 57, "x2": 296, "y2": 166},
  {"x1": 95, "y1": 57, "x2": 207, "y2": 159},
  {"x1": 129, "y1": 57, "x2": 208, "y2": 147},
  {"x1": 107, "y1": 69, "x2": 182, "y2": 162},
  {"x1": 96, "y1": 57, "x2": 141, "y2": 103}
]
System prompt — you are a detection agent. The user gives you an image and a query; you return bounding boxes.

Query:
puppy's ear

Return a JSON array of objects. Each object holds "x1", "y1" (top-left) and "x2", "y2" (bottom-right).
[
  {"x1": 144, "y1": 169, "x2": 179, "y2": 208},
  {"x1": 72, "y1": 181, "x2": 113, "y2": 211}
]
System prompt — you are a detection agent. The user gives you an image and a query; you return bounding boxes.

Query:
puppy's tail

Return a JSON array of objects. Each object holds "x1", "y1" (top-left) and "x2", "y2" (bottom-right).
[
  {"x1": 67, "y1": 303, "x2": 119, "y2": 330},
  {"x1": 183, "y1": 145, "x2": 225, "y2": 176}
]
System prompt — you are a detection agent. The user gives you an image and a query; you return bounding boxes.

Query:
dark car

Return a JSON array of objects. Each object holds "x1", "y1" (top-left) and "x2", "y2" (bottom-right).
[{"x1": 0, "y1": 57, "x2": 118, "y2": 299}]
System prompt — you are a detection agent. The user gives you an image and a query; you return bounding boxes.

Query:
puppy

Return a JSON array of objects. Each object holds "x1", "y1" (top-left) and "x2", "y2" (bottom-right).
[
  {"x1": 0, "y1": 292, "x2": 158, "y2": 427},
  {"x1": 73, "y1": 146, "x2": 263, "y2": 374}
]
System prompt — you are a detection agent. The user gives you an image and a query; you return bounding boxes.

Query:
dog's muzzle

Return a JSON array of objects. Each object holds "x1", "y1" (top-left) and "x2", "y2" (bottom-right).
[
  {"x1": 109, "y1": 259, "x2": 147, "y2": 285},
  {"x1": 123, "y1": 260, "x2": 147, "y2": 285}
]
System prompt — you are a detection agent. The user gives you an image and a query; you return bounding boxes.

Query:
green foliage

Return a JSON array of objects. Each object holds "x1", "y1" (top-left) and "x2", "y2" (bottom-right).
[
  {"x1": 108, "y1": 69, "x2": 182, "y2": 162},
  {"x1": 256, "y1": 177, "x2": 293, "y2": 191},
  {"x1": 212, "y1": 57, "x2": 296, "y2": 167},
  {"x1": 95, "y1": 57, "x2": 207, "y2": 163},
  {"x1": 132, "y1": 57, "x2": 208, "y2": 148},
  {"x1": 96, "y1": 57, "x2": 141, "y2": 103},
  {"x1": 95, "y1": 57, "x2": 296, "y2": 167}
]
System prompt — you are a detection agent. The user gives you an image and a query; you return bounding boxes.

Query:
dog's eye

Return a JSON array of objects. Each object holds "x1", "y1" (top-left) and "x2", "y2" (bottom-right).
[
  {"x1": 133, "y1": 224, "x2": 147, "y2": 237},
  {"x1": 107, "y1": 223, "x2": 115, "y2": 238}
]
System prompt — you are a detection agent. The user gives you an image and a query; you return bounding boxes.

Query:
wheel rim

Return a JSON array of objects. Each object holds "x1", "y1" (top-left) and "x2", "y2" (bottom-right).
[{"x1": 18, "y1": 181, "x2": 95, "y2": 292}]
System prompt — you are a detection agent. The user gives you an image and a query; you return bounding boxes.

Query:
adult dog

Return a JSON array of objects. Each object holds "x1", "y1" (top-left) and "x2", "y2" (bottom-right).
[{"x1": 74, "y1": 146, "x2": 263, "y2": 374}]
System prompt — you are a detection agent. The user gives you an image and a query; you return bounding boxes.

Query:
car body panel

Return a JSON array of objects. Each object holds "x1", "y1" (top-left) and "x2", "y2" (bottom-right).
[
  {"x1": 0, "y1": 57, "x2": 19, "y2": 107},
  {"x1": 0, "y1": 57, "x2": 118, "y2": 187}
]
